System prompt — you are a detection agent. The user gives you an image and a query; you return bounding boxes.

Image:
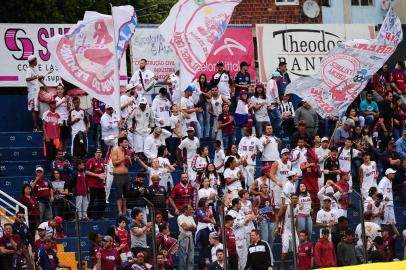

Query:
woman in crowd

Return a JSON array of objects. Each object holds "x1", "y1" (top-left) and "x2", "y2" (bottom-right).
[
  {"x1": 54, "y1": 83, "x2": 71, "y2": 153},
  {"x1": 194, "y1": 74, "x2": 211, "y2": 140},
  {"x1": 252, "y1": 183, "x2": 275, "y2": 247},
  {"x1": 343, "y1": 107, "x2": 365, "y2": 128},
  {"x1": 195, "y1": 197, "x2": 216, "y2": 264},
  {"x1": 18, "y1": 183, "x2": 40, "y2": 239},
  {"x1": 50, "y1": 169, "x2": 73, "y2": 221},
  {"x1": 198, "y1": 177, "x2": 217, "y2": 216},
  {"x1": 393, "y1": 95, "x2": 405, "y2": 141},
  {"x1": 250, "y1": 83, "x2": 270, "y2": 138},
  {"x1": 223, "y1": 156, "x2": 244, "y2": 199},
  {"x1": 234, "y1": 90, "x2": 254, "y2": 142},
  {"x1": 203, "y1": 163, "x2": 221, "y2": 194},
  {"x1": 297, "y1": 183, "x2": 313, "y2": 238},
  {"x1": 157, "y1": 145, "x2": 176, "y2": 191}
]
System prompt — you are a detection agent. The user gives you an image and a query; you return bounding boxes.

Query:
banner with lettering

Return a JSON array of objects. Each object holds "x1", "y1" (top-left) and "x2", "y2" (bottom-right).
[
  {"x1": 159, "y1": 0, "x2": 242, "y2": 91},
  {"x1": 130, "y1": 26, "x2": 255, "y2": 81},
  {"x1": 0, "y1": 24, "x2": 128, "y2": 87},
  {"x1": 285, "y1": 8, "x2": 402, "y2": 118},
  {"x1": 256, "y1": 24, "x2": 375, "y2": 82}
]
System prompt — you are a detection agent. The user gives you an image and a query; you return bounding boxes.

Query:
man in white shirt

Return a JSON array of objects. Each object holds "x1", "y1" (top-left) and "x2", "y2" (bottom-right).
[
  {"x1": 266, "y1": 71, "x2": 283, "y2": 138},
  {"x1": 181, "y1": 85, "x2": 202, "y2": 138},
  {"x1": 238, "y1": 127, "x2": 263, "y2": 188},
  {"x1": 211, "y1": 62, "x2": 232, "y2": 100},
  {"x1": 290, "y1": 138, "x2": 308, "y2": 187},
  {"x1": 68, "y1": 97, "x2": 89, "y2": 158},
  {"x1": 177, "y1": 204, "x2": 196, "y2": 270},
  {"x1": 260, "y1": 124, "x2": 280, "y2": 167},
  {"x1": 378, "y1": 168, "x2": 396, "y2": 225},
  {"x1": 209, "y1": 232, "x2": 224, "y2": 263},
  {"x1": 355, "y1": 211, "x2": 381, "y2": 249},
  {"x1": 315, "y1": 137, "x2": 331, "y2": 189},
  {"x1": 100, "y1": 106, "x2": 120, "y2": 144},
  {"x1": 26, "y1": 55, "x2": 47, "y2": 131},
  {"x1": 177, "y1": 127, "x2": 200, "y2": 179},
  {"x1": 169, "y1": 70, "x2": 181, "y2": 105},
  {"x1": 151, "y1": 87, "x2": 172, "y2": 129},
  {"x1": 120, "y1": 85, "x2": 136, "y2": 120},
  {"x1": 129, "y1": 58, "x2": 157, "y2": 104},
  {"x1": 281, "y1": 171, "x2": 298, "y2": 205},
  {"x1": 338, "y1": 138, "x2": 361, "y2": 190},
  {"x1": 143, "y1": 127, "x2": 171, "y2": 160},
  {"x1": 316, "y1": 197, "x2": 338, "y2": 237},
  {"x1": 214, "y1": 140, "x2": 225, "y2": 175}
]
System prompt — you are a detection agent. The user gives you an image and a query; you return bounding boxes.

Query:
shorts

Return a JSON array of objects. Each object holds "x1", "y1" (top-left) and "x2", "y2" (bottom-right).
[
  {"x1": 28, "y1": 89, "x2": 39, "y2": 111},
  {"x1": 60, "y1": 121, "x2": 71, "y2": 140},
  {"x1": 383, "y1": 205, "x2": 396, "y2": 225},
  {"x1": 113, "y1": 173, "x2": 130, "y2": 199},
  {"x1": 282, "y1": 231, "x2": 298, "y2": 253}
]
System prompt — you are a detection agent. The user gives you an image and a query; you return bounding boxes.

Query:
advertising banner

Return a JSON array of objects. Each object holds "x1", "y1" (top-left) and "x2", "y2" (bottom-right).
[
  {"x1": 256, "y1": 24, "x2": 376, "y2": 81},
  {"x1": 0, "y1": 24, "x2": 128, "y2": 87},
  {"x1": 130, "y1": 26, "x2": 255, "y2": 81}
]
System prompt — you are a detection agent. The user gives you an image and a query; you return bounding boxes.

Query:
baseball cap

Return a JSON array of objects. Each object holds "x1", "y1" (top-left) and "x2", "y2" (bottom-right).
[
  {"x1": 37, "y1": 223, "x2": 47, "y2": 230},
  {"x1": 288, "y1": 171, "x2": 297, "y2": 178},
  {"x1": 240, "y1": 61, "x2": 250, "y2": 68},
  {"x1": 216, "y1": 61, "x2": 224, "y2": 67},
  {"x1": 321, "y1": 137, "x2": 329, "y2": 142},
  {"x1": 136, "y1": 252, "x2": 145, "y2": 258},
  {"x1": 187, "y1": 127, "x2": 195, "y2": 132},
  {"x1": 271, "y1": 71, "x2": 282, "y2": 78},
  {"x1": 325, "y1": 187, "x2": 334, "y2": 194},
  {"x1": 125, "y1": 84, "x2": 134, "y2": 91},
  {"x1": 106, "y1": 104, "x2": 113, "y2": 109},
  {"x1": 344, "y1": 119, "x2": 355, "y2": 127},
  {"x1": 54, "y1": 216, "x2": 63, "y2": 226},
  {"x1": 225, "y1": 214, "x2": 235, "y2": 221},
  {"x1": 139, "y1": 97, "x2": 147, "y2": 104},
  {"x1": 28, "y1": 55, "x2": 36, "y2": 62},
  {"x1": 209, "y1": 232, "x2": 219, "y2": 239},
  {"x1": 340, "y1": 170, "x2": 350, "y2": 176},
  {"x1": 385, "y1": 168, "x2": 397, "y2": 175},
  {"x1": 281, "y1": 148, "x2": 290, "y2": 155},
  {"x1": 184, "y1": 85, "x2": 195, "y2": 92},
  {"x1": 103, "y1": 235, "x2": 113, "y2": 242},
  {"x1": 36, "y1": 166, "x2": 44, "y2": 172},
  {"x1": 323, "y1": 196, "x2": 332, "y2": 201}
]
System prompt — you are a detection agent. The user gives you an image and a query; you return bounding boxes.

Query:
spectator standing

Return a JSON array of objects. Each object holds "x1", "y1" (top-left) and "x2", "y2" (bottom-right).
[
  {"x1": 169, "y1": 104, "x2": 186, "y2": 161},
  {"x1": 147, "y1": 175, "x2": 171, "y2": 221},
  {"x1": 143, "y1": 127, "x2": 171, "y2": 160},
  {"x1": 269, "y1": 148, "x2": 292, "y2": 210},
  {"x1": 266, "y1": 71, "x2": 283, "y2": 138},
  {"x1": 170, "y1": 173, "x2": 193, "y2": 215},
  {"x1": 382, "y1": 224, "x2": 399, "y2": 260},
  {"x1": 298, "y1": 230, "x2": 313, "y2": 270},
  {"x1": 238, "y1": 127, "x2": 262, "y2": 188},
  {"x1": 54, "y1": 83, "x2": 71, "y2": 153},
  {"x1": 250, "y1": 83, "x2": 270, "y2": 138},
  {"x1": 224, "y1": 156, "x2": 244, "y2": 199},
  {"x1": 115, "y1": 216, "x2": 131, "y2": 262},
  {"x1": 92, "y1": 98, "x2": 105, "y2": 149},
  {"x1": 395, "y1": 130, "x2": 406, "y2": 158},
  {"x1": 359, "y1": 152, "x2": 378, "y2": 198},
  {"x1": 0, "y1": 223, "x2": 21, "y2": 269},
  {"x1": 323, "y1": 148, "x2": 340, "y2": 184},
  {"x1": 51, "y1": 150, "x2": 73, "y2": 190},
  {"x1": 129, "y1": 58, "x2": 158, "y2": 104},
  {"x1": 208, "y1": 85, "x2": 229, "y2": 140},
  {"x1": 11, "y1": 243, "x2": 29, "y2": 270},
  {"x1": 42, "y1": 100, "x2": 61, "y2": 169},
  {"x1": 86, "y1": 149, "x2": 106, "y2": 220},
  {"x1": 177, "y1": 204, "x2": 196, "y2": 270},
  {"x1": 291, "y1": 121, "x2": 313, "y2": 148},
  {"x1": 50, "y1": 169, "x2": 72, "y2": 221},
  {"x1": 68, "y1": 96, "x2": 89, "y2": 159},
  {"x1": 30, "y1": 167, "x2": 53, "y2": 222},
  {"x1": 209, "y1": 232, "x2": 223, "y2": 263},
  {"x1": 368, "y1": 236, "x2": 392, "y2": 263},
  {"x1": 294, "y1": 99, "x2": 319, "y2": 137},
  {"x1": 99, "y1": 235, "x2": 122, "y2": 270},
  {"x1": 120, "y1": 86, "x2": 136, "y2": 121},
  {"x1": 392, "y1": 96, "x2": 405, "y2": 140},
  {"x1": 296, "y1": 183, "x2": 313, "y2": 239},
  {"x1": 194, "y1": 74, "x2": 211, "y2": 140},
  {"x1": 280, "y1": 93, "x2": 295, "y2": 137},
  {"x1": 314, "y1": 229, "x2": 337, "y2": 268},
  {"x1": 337, "y1": 229, "x2": 358, "y2": 266},
  {"x1": 331, "y1": 216, "x2": 349, "y2": 250},
  {"x1": 196, "y1": 198, "x2": 216, "y2": 264},
  {"x1": 130, "y1": 208, "x2": 152, "y2": 256},
  {"x1": 217, "y1": 103, "x2": 235, "y2": 149},
  {"x1": 233, "y1": 61, "x2": 251, "y2": 106},
  {"x1": 245, "y1": 229, "x2": 274, "y2": 270},
  {"x1": 360, "y1": 90, "x2": 380, "y2": 128},
  {"x1": 152, "y1": 87, "x2": 172, "y2": 130},
  {"x1": 18, "y1": 184, "x2": 40, "y2": 240},
  {"x1": 390, "y1": 61, "x2": 406, "y2": 98},
  {"x1": 219, "y1": 215, "x2": 238, "y2": 270},
  {"x1": 72, "y1": 160, "x2": 89, "y2": 221},
  {"x1": 316, "y1": 197, "x2": 338, "y2": 236},
  {"x1": 378, "y1": 168, "x2": 397, "y2": 225},
  {"x1": 252, "y1": 183, "x2": 275, "y2": 247},
  {"x1": 211, "y1": 61, "x2": 232, "y2": 101},
  {"x1": 34, "y1": 235, "x2": 69, "y2": 270},
  {"x1": 181, "y1": 85, "x2": 203, "y2": 138},
  {"x1": 334, "y1": 119, "x2": 354, "y2": 147},
  {"x1": 260, "y1": 124, "x2": 280, "y2": 167},
  {"x1": 208, "y1": 249, "x2": 225, "y2": 270},
  {"x1": 337, "y1": 137, "x2": 361, "y2": 189},
  {"x1": 275, "y1": 61, "x2": 291, "y2": 99},
  {"x1": 100, "y1": 106, "x2": 120, "y2": 143}
]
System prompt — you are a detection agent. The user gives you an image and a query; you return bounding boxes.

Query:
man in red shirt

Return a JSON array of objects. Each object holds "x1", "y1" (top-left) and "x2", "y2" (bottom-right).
[
  {"x1": 382, "y1": 224, "x2": 400, "y2": 260},
  {"x1": 86, "y1": 149, "x2": 106, "y2": 220},
  {"x1": 43, "y1": 100, "x2": 61, "y2": 169},
  {"x1": 218, "y1": 103, "x2": 235, "y2": 149},
  {"x1": 298, "y1": 230, "x2": 314, "y2": 270},
  {"x1": 0, "y1": 223, "x2": 21, "y2": 269},
  {"x1": 314, "y1": 229, "x2": 336, "y2": 268},
  {"x1": 218, "y1": 215, "x2": 238, "y2": 270},
  {"x1": 115, "y1": 216, "x2": 131, "y2": 262},
  {"x1": 98, "y1": 235, "x2": 122, "y2": 270},
  {"x1": 170, "y1": 172, "x2": 192, "y2": 215},
  {"x1": 92, "y1": 98, "x2": 106, "y2": 149},
  {"x1": 390, "y1": 61, "x2": 405, "y2": 95},
  {"x1": 30, "y1": 166, "x2": 54, "y2": 222}
]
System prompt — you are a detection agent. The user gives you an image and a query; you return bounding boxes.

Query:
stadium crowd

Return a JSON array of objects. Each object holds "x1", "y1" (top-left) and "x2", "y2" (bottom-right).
[{"x1": 1, "y1": 56, "x2": 406, "y2": 270}]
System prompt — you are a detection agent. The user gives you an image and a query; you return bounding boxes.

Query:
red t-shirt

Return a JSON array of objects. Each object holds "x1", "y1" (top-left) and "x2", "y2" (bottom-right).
[
  {"x1": 100, "y1": 248, "x2": 121, "y2": 270},
  {"x1": 86, "y1": 158, "x2": 105, "y2": 189},
  {"x1": 31, "y1": 178, "x2": 51, "y2": 202},
  {"x1": 218, "y1": 113, "x2": 234, "y2": 136},
  {"x1": 43, "y1": 110, "x2": 61, "y2": 139},
  {"x1": 0, "y1": 234, "x2": 21, "y2": 262},
  {"x1": 170, "y1": 183, "x2": 192, "y2": 210},
  {"x1": 219, "y1": 227, "x2": 237, "y2": 256},
  {"x1": 74, "y1": 171, "x2": 88, "y2": 196},
  {"x1": 92, "y1": 99, "x2": 105, "y2": 124},
  {"x1": 336, "y1": 180, "x2": 350, "y2": 210},
  {"x1": 391, "y1": 69, "x2": 405, "y2": 93},
  {"x1": 115, "y1": 228, "x2": 130, "y2": 253},
  {"x1": 298, "y1": 242, "x2": 313, "y2": 270},
  {"x1": 301, "y1": 163, "x2": 319, "y2": 192}
]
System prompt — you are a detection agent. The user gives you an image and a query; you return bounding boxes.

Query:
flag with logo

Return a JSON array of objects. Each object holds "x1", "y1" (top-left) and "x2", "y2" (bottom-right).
[
  {"x1": 48, "y1": 6, "x2": 137, "y2": 114},
  {"x1": 159, "y1": 0, "x2": 242, "y2": 91},
  {"x1": 285, "y1": 8, "x2": 402, "y2": 118}
]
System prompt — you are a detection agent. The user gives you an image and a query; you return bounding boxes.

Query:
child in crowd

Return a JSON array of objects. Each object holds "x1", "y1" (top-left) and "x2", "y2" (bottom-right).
[
  {"x1": 298, "y1": 230, "x2": 313, "y2": 270},
  {"x1": 73, "y1": 160, "x2": 89, "y2": 221},
  {"x1": 115, "y1": 216, "x2": 132, "y2": 262}
]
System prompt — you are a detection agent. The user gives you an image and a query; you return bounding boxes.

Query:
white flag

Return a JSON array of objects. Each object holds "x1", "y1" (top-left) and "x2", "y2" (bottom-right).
[
  {"x1": 159, "y1": 0, "x2": 241, "y2": 91},
  {"x1": 48, "y1": 6, "x2": 136, "y2": 114},
  {"x1": 285, "y1": 8, "x2": 402, "y2": 118}
]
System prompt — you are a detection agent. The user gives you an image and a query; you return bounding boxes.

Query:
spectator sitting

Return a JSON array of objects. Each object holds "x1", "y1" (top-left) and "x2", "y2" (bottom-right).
[
  {"x1": 342, "y1": 107, "x2": 365, "y2": 128},
  {"x1": 395, "y1": 130, "x2": 406, "y2": 158},
  {"x1": 360, "y1": 90, "x2": 379, "y2": 128},
  {"x1": 334, "y1": 119, "x2": 354, "y2": 147}
]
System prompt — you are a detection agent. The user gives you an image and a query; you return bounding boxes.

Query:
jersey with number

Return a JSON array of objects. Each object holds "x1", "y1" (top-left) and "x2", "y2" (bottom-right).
[
  {"x1": 238, "y1": 136, "x2": 263, "y2": 166},
  {"x1": 338, "y1": 147, "x2": 359, "y2": 172},
  {"x1": 360, "y1": 161, "x2": 377, "y2": 194},
  {"x1": 276, "y1": 159, "x2": 291, "y2": 184},
  {"x1": 316, "y1": 209, "x2": 337, "y2": 236}
]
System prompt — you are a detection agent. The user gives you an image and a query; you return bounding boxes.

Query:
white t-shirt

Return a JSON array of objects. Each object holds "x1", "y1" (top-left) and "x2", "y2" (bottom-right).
[
  {"x1": 129, "y1": 68, "x2": 155, "y2": 103},
  {"x1": 316, "y1": 209, "x2": 338, "y2": 236},
  {"x1": 360, "y1": 161, "x2": 377, "y2": 195},
  {"x1": 157, "y1": 157, "x2": 173, "y2": 187},
  {"x1": 198, "y1": 187, "x2": 216, "y2": 202},
  {"x1": 266, "y1": 79, "x2": 278, "y2": 104},
  {"x1": 170, "y1": 113, "x2": 186, "y2": 138},
  {"x1": 249, "y1": 96, "x2": 270, "y2": 122},
  {"x1": 315, "y1": 147, "x2": 330, "y2": 171},
  {"x1": 55, "y1": 96, "x2": 69, "y2": 121},
  {"x1": 69, "y1": 109, "x2": 87, "y2": 134},
  {"x1": 177, "y1": 214, "x2": 196, "y2": 236},
  {"x1": 291, "y1": 147, "x2": 307, "y2": 177},
  {"x1": 210, "y1": 96, "x2": 223, "y2": 116},
  {"x1": 378, "y1": 176, "x2": 393, "y2": 207},
  {"x1": 100, "y1": 112, "x2": 119, "y2": 139},
  {"x1": 211, "y1": 243, "x2": 224, "y2": 262},
  {"x1": 213, "y1": 72, "x2": 231, "y2": 98},
  {"x1": 355, "y1": 222, "x2": 381, "y2": 247},
  {"x1": 214, "y1": 148, "x2": 225, "y2": 173},
  {"x1": 281, "y1": 181, "x2": 295, "y2": 204},
  {"x1": 151, "y1": 96, "x2": 172, "y2": 127},
  {"x1": 144, "y1": 134, "x2": 163, "y2": 159},
  {"x1": 178, "y1": 137, "x2": 200, "y2": 165},
  {"x1": 224, "y1": 167, "x2": 242, "y2": 192},
  {"x1": 338, "y1": 147, "x2": 360, "y2": 172},
  {"x1": 181, "y1": 96, "x2": 197, "y2": 122},
  {"x1": 148, "y1": 167, "x2": 169, "y2": 186},
  {"x1": 238, "y1": 136, "x2": 263, "y2": 166},
  {"x1": 26, "y1": 67, "x2": 40, "y2": 93},
  {"x1": 38, "y1": 221, "x2": 56, "y2": 236},
  {"x1": 120, "y1": 95, "x2": 135, "y2": 119},
  {"x1": 260, "y1": 135, "x2": 279, "y2": 162},
  {"x1": 298, "y1": 194, "x2": 312, "y2": 216}
]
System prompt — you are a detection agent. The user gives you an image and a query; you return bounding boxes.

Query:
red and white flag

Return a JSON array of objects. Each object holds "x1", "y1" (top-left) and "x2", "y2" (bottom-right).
[
  {"x1": 159, "y1": 0, "x2": 241, "y2": 91},
  {"x1": 48, "y1": 6, "x2": 136, "y2": 114}
]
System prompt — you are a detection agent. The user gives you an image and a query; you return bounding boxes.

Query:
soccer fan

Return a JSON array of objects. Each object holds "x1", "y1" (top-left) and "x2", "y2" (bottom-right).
[
  {"x1": 378, "y1": 168, "x2": 397, "y2": 225},
  {"x1": 297, "y1": 230, "x2": 313, "y2": 270},
  {"x1": 238, "y1": 127, "x2": 262, "y2": 188},
  {"x1": 100, "y1": 105, "x2": 120, "y2": 143},
  {"x1": 31, "y1": 166, "x2": 54, "y2": 222},
  {"x1": 260, "y1": 124, "x2": 280, "y2": 167},
  {"x1": 337, "y1": 229, "x2": 358, "y2": 266},
  {"x1": 152, "y1": 87, "x2": 172, "y2": 130},
  {"x1": 211, "y1": 61, "x2": 232, "y2": 101},
  {"x1": 34, "y1": 235, "x2": 70, "y2": 270},
  {"x1": 269, "y1": 148, "x2": 291, "y2": 209},
  {"x1": 170, "y1": 172, "x2": 193, "y2": 215},
  {"x1": 86, "y1": 149, "x2": 106, "y2": 220},
  {"x1": 245, "y1": 229, "x2": 274, "y2": 270},
  {"x1": 143, "y1": 127, "x2": 171, "y2": 160},
  {"x1": 129, "y1": 58, "x2": 158, "y2": 104},
  {"x1": 68, "y1": 96, "x2": 89, "y2": 158},
  {"x1": 208, "y1": 249, "x2": 225, "y2": 270},
  {"x1": 120, "y1": 85, "x2": 136, "y2": 120},
  {"x1": 177, "y1": 127, "x2": 200, "y2": 178},
  {"x1": 208, "y1": 232, "x2": 223, "y2": 263},
  {"x1": 177, "y1": 204, "x2": 196, "y2": 270},
  {"x1": 92, "y1": 98, "x2": 105, "y2": 149},
  {"x1": 42, "y1": 99, "x2": 61, "y2": 168},
  {"x1": 218, "y1": 215, "x2": 238, "y2": 270},
  {"x1": 316, "y1": 197, "x2": 338, "y2": 236},
  {"x1": 359, "y1": 151, "x2": 378, "y2": 198},
  {"x1": 181, "y1": 85, "x2": 203, "y2": 138},
  {"x1": 0, "y1": 223, "x2": 21, "y2": 269},
  {"x1": 314, "y1": 229, "x2": 337, "y2": 268},
  {"x1": 294, "y1": 99, "x2": 319, "y2": 137}
]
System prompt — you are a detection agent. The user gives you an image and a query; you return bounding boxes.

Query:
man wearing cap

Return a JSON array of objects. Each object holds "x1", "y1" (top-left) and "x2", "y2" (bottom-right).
[
  {"x1": 209, "y1": 231, "x2": 223, "y2": 263},
  {"x1": 0, "y1": 223, "x2": 21, "y2": 269},
  {"x1": 181, "y1": 85, "x2": 202, "y2": 138},
  {"x1": 218, "y1": 214, "x2": 238, "y2": 270},
  {"x1": 334, "y1": 119, "x2": 354, "y2": 147},
  {"x1": 294, "y1": 99, "x2": 319, "y2": 137},
  {"x1": 86, "y1": 149, "x2": 107, "y2": 220},
  {"x1": 143, "y1": 127, "x2": 171, "y2": 160},
  {"x1": 269, "y1": 148, "x2": 292, "y2": 209},
  {"x1": 120, "y1": 85, "x2": 136, "y2": 120},
  {"x1": 97, "y1": 235, "x2": 122, "y2": 270},
  {"x1": 101, "y1": 105, "x2": 120, "y2": 144},
  {"x1": 34, "y1": 235, "x2": 69, "y2": 270},
  {"x1": 42, "y1": 99, "x2": 61, "y2": 169},
  {"x1": 128, "y1": 252, "x2": 148, "y2": 269},
  {"x1": 315, "y1": 137, "x2": 331, "y2": 189},
  {"x1": 37, "y1": 216, "x2": 63, "y2": 238},
  {"x1": 127, "y1": 97, "x2": 154, "y2": 155},
  {"x1": 395, "y1": 129, "x2": 406, "y2": 158},
  {"x1": 129, "y1": 58, "x2": 158, "y2": 105},
  {"x1": 31, "y1": 167, "x2": 53, "y2": 222},
  {"x1": 177, "y1": 126, "x2": 200, "y2": 178},
  {"x1": 378, "y1": 168, "x2": 397, "y2": 225},
  {"x1": 26, "y1": 55, "x2": 47, "y2": 131},
  {"x1": 211, "y1": 61, "x2": 232, "y2": 100},
  {"x1": 33, "y1": 226, "x2": 56, "y2": 253}
]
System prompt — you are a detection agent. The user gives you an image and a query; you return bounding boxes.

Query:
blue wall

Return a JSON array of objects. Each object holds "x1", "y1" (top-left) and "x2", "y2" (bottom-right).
[
  {"x1": 323, "y1": 0, "x2": 386, "y2": 24},
  {"x1": 0, "y1": 95, "x2": 33, "y2": 131}
]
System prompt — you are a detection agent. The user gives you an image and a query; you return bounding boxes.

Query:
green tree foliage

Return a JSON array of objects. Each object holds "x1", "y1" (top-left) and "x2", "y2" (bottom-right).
[{"x1": 0, "y1": 0, "x2": 177, "y2": 24}]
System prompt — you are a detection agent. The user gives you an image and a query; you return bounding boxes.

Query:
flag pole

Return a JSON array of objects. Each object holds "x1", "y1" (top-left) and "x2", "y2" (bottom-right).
[{"x1": 110, "y1": 3, "x2": 122, "y2": 120}]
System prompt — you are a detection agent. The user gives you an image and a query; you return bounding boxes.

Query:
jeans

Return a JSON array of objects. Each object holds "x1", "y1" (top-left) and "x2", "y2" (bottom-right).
[
  {"x1": 297, "y1": 215, "x2": 313, "y2": 241},
  {"x1": 255, "y1": 121, "x2": 270, "y2": 138},
  {"x1": 364, "y1": 115, "x2": 375, "y2": 128},
  {"x1": 235, "y1": 127, "x2": 243, "y2": 144},
  {"x1": 269, "y1": 108, "x2": 282, "y2": 138},
  {"x1": 88, "y1": 188, "x2": 106, "y2": 219},
  {"x1": 393, "y1": 126, "x2": 404, "y2": 141},
  {"x1": 222, "y1": 134, "x2": 235, "y2": 149},
  {"x1": 178, "y1": 234, "x2": 194, "y2": 270},
  {"x1": 196, "y1": 228, "x2": 211, "y2": 262},
  {"x1": 198, "y1": 107, "x2": 211, "y2": 138},
  {"x1": 259, "y1": 221, "x2": 275, "y2": 247},
  {"x1": 187, "y1": 121, "x2": 202, "y2": 139},
  {"x1": 39, "y1": 201, "x2": 52, "y2": 223}
]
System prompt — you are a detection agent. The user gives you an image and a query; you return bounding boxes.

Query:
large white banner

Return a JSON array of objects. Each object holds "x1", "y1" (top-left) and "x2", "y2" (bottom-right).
[
  {"x1": 256, "y1": 24, "x2": 376, "y2": 81},
  {"x1": 0, "y1": 24, "x2": 128, "y2": 87},
  {"x1": 285, "y1": 8, "x2": 403, "y2": 118}
]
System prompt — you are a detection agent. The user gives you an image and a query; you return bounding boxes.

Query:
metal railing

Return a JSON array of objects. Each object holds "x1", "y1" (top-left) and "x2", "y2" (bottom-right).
[{"x1": 0, "y1": 189, "x2": 28, "y2": 225}]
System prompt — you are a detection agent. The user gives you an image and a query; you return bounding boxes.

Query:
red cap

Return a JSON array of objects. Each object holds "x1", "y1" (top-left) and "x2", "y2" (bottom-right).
[
  {"x1": 136, "y1": 252, "x2": 145, "y2": 257},
  {"x1": 54, "y1": 216, "x2": 63, "y2": 226},
  {"x1": 340, "y1": 170, "x2": 350, "y2": 176}
]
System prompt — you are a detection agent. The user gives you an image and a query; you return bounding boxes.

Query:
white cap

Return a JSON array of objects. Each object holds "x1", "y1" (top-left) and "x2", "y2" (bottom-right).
[
  {"x1": 385, "y1": 168, "x2": 397, "y2": 175},
  {"x1": 126, "y1": 84, "x2": 134, "y2": 91},
  {"x1": 325, "y1": 186, "x2": 335, "y2": 194},
  {"x1": 139, "y1": 97, "x2": 147, "y2": 104},
  {"x1": 35, "y1": 166, "x2": 44, "y2": 172},
  {"x1": 187, "y1": 126, "x2": 195, "y2": 132},
  {"x1": 323, "y1": 196, "x2": 332, "y2": 201},
  {"x1": 288, "y1": 171, "x2": 297, "y2": 178},
  {"x1": 281, "y1": 148, "x2": 290, "y2": 155},
  {"x1": 37, "y1": 222, "x2": 47, "y2": 230},
  {"x1": 28, "y1": 55, "x2": 36, "y2": 62},
  {"x1": 321, "y1": 137, "x2": 329, "y2": 142},
  {"x1": 344, "y1": 118, "x2": 355, "y2": 127}
]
